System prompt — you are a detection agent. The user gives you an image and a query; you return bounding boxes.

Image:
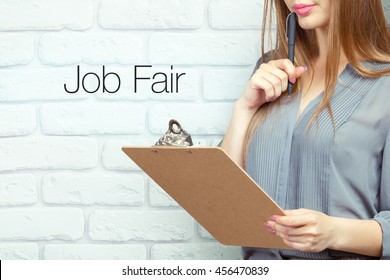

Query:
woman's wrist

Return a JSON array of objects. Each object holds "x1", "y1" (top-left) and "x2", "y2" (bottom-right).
[
  {"x1": 233, "y1": 98, "x2": 259, "y2": 119},
  {"x1": 327, "y1": 216, "x2": 344, "y2": 251}
]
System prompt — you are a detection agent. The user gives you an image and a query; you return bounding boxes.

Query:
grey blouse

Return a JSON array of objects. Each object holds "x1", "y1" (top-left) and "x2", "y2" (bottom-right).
[{"x1": 243, "y1": 61, "x2": 390, "y2": 260}]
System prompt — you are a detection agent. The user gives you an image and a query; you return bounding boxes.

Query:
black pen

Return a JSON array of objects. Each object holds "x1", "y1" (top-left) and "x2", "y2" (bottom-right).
[{"x1": 287, "y1": 12, "x2": 297, "y2": 96}]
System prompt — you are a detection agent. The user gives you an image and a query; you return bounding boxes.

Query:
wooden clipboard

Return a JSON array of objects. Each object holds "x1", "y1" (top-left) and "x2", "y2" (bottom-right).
[{"x1": 122, "y1": 146, "x2": 289, "y2": 249}]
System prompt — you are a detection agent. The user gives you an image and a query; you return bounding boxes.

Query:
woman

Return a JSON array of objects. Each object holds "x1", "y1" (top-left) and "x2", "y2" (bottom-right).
[{"x1": 221, "y1": 0, "x2": 390, "y2": 259}]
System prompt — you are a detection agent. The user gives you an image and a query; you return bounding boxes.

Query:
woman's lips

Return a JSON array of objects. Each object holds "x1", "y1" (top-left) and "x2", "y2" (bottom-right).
[{"x1": 292, "y1": 4, "x2": 317, "y2": 16}]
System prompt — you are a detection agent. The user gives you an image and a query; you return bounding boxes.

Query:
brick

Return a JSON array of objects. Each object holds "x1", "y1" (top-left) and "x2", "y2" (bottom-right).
[
  {"x1": 39, "y1": 33, "x2": 143, "y2": 65},
  {"x1": 0, "y1": 243, "x2": 39, "y2": 260},
  {"x1": 0, "y1": 174, "x2": 37, "y2": 206},
  {"x1": 42, "y1": 173, "x2": 144, "y2": 206},
  {"x1": 89, "y1": 210, "x2": 194, "y2": 241},
  {"x1": 40, "y1": 103, "x2": 145, "y2": 135},
  {"x1": 99, "y1": 0, "x2": 203, "y2": 29},
  {"x1": 0, "y1": 105, "x2": 36, "y2": 136},
  {"x1": 0, "y1": 0, "x2": 93, "y2": 31},
  {"x1": 0, "y1": 34, "x2": 34, "y2": 66},
  {"x1": 149, "y1": 103, "x2": 233, "y2": 135},
  {"x1": 149, "y1": 179, "x2": 179, "y2": 207},
  {"x1": 0, "y1": 208, "x2": 84, "y2": 240},
  {"x1": 95, "y1": 66, "x2": 199, "y2": 101},
  {"x1": 203, "y1": 69, "x2": 252, "y2": 100},
  {"x1": 0, "y1": 137, "x2": 98, "y2": 171},
  {"x1": 151, "y1": 243, "x2": 242, "y2": 260},
  {"x1": 209, "y1": 0, "x2": 263, "y2": 29},
  {"x1": 0, "y1": 68, "x2": 90, "y2": 101},
  {"x1": 102, "y1": 139, "x2": 156, "y2": 171},
  {"x1": 43, "y1": 244, "x2": 146, "y2": 260},
  {"x1": 149, "y1": 33, "x2": 258, "y2": 65}
]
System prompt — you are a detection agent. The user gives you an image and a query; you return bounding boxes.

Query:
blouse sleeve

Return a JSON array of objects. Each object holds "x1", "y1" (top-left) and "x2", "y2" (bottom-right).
[{"x1": 373, "y1": 128, "x2": 390, "y2": 259}]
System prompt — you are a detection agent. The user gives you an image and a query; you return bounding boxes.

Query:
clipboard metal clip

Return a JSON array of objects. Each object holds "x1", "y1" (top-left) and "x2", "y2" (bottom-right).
[{"x1": 154, "y1": 119, "x2": 193, "y2": 147}]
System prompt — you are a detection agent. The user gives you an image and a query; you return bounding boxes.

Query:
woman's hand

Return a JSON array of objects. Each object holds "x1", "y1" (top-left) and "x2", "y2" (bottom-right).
[
  {"x1": 264, "y1": 208, "x2": 337, "y2": 253},
  {"x1": 237, "y1": 59, "x2": 307, "y2": 112},
  {"x1": 221, "y1": 59, "x2": 306, "y2": 167},
  {"x1": 265, "y1": 208, "x2": 383, "y2": 257}
]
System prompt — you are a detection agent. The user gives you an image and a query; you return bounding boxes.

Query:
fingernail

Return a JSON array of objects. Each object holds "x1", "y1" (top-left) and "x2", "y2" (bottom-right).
[
  {"x1": 290, "y1": 77, "x2": 296, "y2": 84},
  {"x1": 263, "y1": 222, "x2": 270, "y2": 229},
  {"x1": 271, "y1": 215, "x2": 277, "y2": 222},
  {"x1": 303, "y1": 65, "x2": 308, "y2": 72}
]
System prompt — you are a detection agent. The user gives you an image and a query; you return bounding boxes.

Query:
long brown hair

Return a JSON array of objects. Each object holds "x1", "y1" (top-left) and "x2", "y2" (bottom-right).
[{"x1": 243, "y1": 0, "x2": 390, "y2": 168}]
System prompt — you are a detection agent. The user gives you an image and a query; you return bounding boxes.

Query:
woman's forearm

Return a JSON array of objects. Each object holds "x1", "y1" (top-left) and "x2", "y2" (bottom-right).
[
  {"x1": 330, "y1": 217, "x2": 383, "y2": 257},
  {"x1": 221, "y1": 99, "x2": 258, "y2": 167}
]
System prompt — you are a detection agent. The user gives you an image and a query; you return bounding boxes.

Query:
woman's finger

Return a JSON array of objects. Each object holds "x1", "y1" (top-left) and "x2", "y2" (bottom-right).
[
  {"x1": 268, "y1": 59, "x2": 298, "y2": 83},
  {"x1": 258, "y1": 63, "x2": 289, "y2": 91},
  {"x1": 258, "y1": 72, "x2": 283, "y2": 100},
  {"x1": 250, "y1": 76, "x2": 275, "y2": 101},
  {"x1": 272, "y1": 212, "x2": 318, "y2": 227}
]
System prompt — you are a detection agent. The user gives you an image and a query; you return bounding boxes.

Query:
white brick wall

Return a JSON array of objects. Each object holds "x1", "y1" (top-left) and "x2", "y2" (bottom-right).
[
  {"x1": 0, "y1": 0, "x2": 94, "y2": 30},
  {"x1": 43, "y1": 244, "x2": 147, "y2": 260},
  {"x1": 89, "y1": 210, "x2": 194, "y2": 241},
  {"x1": 149, "y1": 33, "x2": 258, "y2": 65},
  {"x1": 40, "y1": 103, "x2": 145, "y2": 135},
  {"x1": 0, "y1": 105, "x2": 37, "y2": 136},
  {"x1": 149, "y1": 103, "x2": 233, "y2": 134},
  {"x1": 0, "y1": 243, "x2": 39, "y2": 260},
  {"x1": 39, "y1": 33, "x2": 144, "y2": 65},
  {"x1": 0, "y1": 137, "x2": 98, "y2": 171},
  {"x1": 0, "y1": 0, "x2": 388, "y2": 260},
  {"x1": 203, "y1": 69, "x2": 252, "y2": 101},
  {"x1": 0, "y1": 174, "x2": 37, "y2": 205},
  {"x1": 0, "y1": 34, "x2": 34, "y2": 66},
  {"x1": 0, "y1": 208, "x2": 84, "y2": 240},
  {"x1": 99, "y1": 0, "x2": 204, "y2": 29},
  {"x1": 42, "y1": 173, "x2": 145, "y2": 205},
  {"x1": 0, "y1": 68, "x2": 89, "y2": 101},
  {"x1": 151, "y1": 243, "x2": 242, "y2": 260},
  {"x1": 209, "y1": 0, "x2": 264, "y2": 29}
]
